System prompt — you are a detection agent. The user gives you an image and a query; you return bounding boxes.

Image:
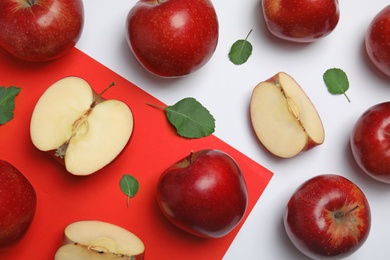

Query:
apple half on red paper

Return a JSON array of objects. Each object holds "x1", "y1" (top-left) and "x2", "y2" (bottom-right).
[
  {"x1": 55, "y1": 220, "x2": 145, "y2": 259},
  {"x1": 30, "y1": 76, "x2": 134, "y2": 176}
]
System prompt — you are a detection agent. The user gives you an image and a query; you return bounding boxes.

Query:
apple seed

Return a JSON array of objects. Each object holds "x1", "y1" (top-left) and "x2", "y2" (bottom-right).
[{"x1": 275, "y1": 80, "x2": 302, "y2": 122}]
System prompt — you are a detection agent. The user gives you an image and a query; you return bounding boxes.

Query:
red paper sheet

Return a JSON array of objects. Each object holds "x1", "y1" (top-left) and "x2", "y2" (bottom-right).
[{"x1": 0, "y1": 47, "x2": 273, "y2": 259}]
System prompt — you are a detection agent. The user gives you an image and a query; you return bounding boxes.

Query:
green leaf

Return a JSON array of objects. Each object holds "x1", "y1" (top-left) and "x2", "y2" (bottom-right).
[
  {"x1": 323, "y1": 68, "x2": 351, "y2": 102},
  {"x1": 0, "y1": 86, "x2": 21, "y2": 125},
  {"x1": 229, "y1": 29, "x2": 253, "y2": 65},
  {"x1": 120, "y1": 175, "x2": 139, "y2": 207},
  {"x1": 165, "y1": 97, "x2": 215, "y2": 138}
]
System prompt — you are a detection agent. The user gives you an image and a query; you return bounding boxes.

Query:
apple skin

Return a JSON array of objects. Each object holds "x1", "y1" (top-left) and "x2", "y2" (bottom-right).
[
  {"x1": 0, "y1": 160, "x2": 37, "y2": 248},
  {"x1": 284, "y1": 174, "x2": 371, "y2": 259},
  {"x1": 351, "y1": 102, "x2": 390, "y2": 183},
  {"x1": 365, "y1": 5, "x2": 390, "y2": 77},
  {"x1": 0, "y1": 0, "x2": 84, "y2": 62},
  {"x1": 156, "y1": 149, "x2": 248, "y2": 239},
  {"x1": 126, "y1": 0, "x2": 219, "y2": 78},
  {"x1": 262, "y1": 0, "x2": 340, "y2": 42}
]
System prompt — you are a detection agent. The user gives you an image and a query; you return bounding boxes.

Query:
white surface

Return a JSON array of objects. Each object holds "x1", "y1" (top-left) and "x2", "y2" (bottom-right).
[{"x1": 76, "y1": 1, "x2": 390, "y2": 259}]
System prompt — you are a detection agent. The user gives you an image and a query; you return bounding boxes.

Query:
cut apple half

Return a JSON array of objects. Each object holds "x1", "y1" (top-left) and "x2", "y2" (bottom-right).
[
  {"x1": 55, "y1": 220, "x2": 145, "y2": 260},
  {"x1": 30, "y1": 76, "x2": 134, "y2": 176},
  {"x1": 250, "y1": 72, "x2": 324, "y2": 158}
]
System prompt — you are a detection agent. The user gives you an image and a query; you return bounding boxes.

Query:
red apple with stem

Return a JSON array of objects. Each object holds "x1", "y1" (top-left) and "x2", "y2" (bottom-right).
[
  {"x1": 284, "y1": 174, "x2": 371, "y2": 259},
  {"x1": 0, "y1": 160, "x2": 37, "y2": 248},
  {"x1": 0, "y1": 0, "x2": 84, "y2": 62},
  {"x1": 156, "y1": 149, "x2": 248, "y2": 239},
  {"x1": 262, "y1": 0, "x2": 340, "y2": 43},
  {"x1": 351, "y1": 102, "x2": 390, "y2": 183},
  {"x1": 126, "y1": 0, "x2": 219, "y2": 78},
  {"x1": 365, "y1": 5, "x2": 390, "y2": 77}
]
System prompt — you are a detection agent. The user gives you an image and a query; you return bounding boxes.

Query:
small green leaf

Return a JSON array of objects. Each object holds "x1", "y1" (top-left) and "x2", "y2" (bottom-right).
[
  {"x1": 0, "y1": 86, "x2": 21, "y2": 125},
  {"x1": 120, "y1": 175, "x2": 139, "y2": 207},
  {"x1": 323, "y1": 68, "x2": 351, "y2": 102},
  {"x1": 229, "y1": 29, "x2": 253, "y2": 65},
  {"x1": 165, "y1": 97, "x2": 215, "y2": 138}
]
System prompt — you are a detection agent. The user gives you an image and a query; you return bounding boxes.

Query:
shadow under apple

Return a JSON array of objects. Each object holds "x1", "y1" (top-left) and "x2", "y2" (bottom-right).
[{"x1": 278, "y1": 213, "x2": 311, "y2": 259}]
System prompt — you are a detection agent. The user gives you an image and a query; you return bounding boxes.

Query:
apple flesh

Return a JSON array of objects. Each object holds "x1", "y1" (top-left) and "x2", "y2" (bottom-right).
[
  {"x1": 126, "y1": 0, "x2": 219, "y2": 77},
  {"x1": 156, "y1": 149, "x2": 248, "y2": 239},
  {"x1": 351, "y1": 102, "x2": 390, "y2": 183},
  {"x1": 0, "y1": 160, "x2": 37, "y2": 247},
  {"x1": 30, "y1": 77, "x2": 134, "y2": 176},
  {"x1": 55, "y1": 220, "x2": 145, "y2": 260},
  {"x1": 0, "y1": 0, "x2": 84, "y2": 62},
  {"x1": 262, "y1": 0, "x2": 340, "y2": 42},
  {"x1": 250, "y1": 72, "x2": 325, "y2": 158},
  {"x1": 365, "y1": 5, "x2": 390, "y2": 77},
  {"x1": 284, "y1": 174, "x2": 371, "y2": 259}
]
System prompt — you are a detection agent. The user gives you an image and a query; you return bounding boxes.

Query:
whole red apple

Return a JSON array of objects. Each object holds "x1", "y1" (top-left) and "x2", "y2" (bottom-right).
[
  {"x1": 262, "y1": 0, "x2": 340, "y2": 42},
  {"x1": 0, "y1": 160, "x2": 37, "y2": 247},
  {"x1": 365, "y1": 5, "x2": 390, "y2": 77},
  {"x1": 156, "y1": 149, "x2": 248, "y2": 238},
  {"x1": 126, "y1": 0, "x2": 219, "y2": 78},
  {"x1": 0, "y1": 0, "x2": 84, "y2": 62},
  {"x1": 351, "y1": 102, "x2": 390, "y2": 183},
  {"x1": 284, "y1": 174, "x2": 371, "y2": 259}
]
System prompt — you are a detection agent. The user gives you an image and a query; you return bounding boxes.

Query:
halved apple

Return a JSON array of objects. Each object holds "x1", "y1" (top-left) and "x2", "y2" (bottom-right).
[
  {"x1": 250, "y1": 72, "x2": 324, "y2": 158},
  {"x1": 30, "y1": 76, "x2": 133, "y2": 176},
  {"x1": 55, "y1": 220, "x2": 145, "y2": 260}
]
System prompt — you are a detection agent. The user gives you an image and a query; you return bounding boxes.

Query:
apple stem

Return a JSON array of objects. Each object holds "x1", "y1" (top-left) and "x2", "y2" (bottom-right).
[
  {"x1": 100, "y1": 82, "x2": 116, "y2": 96},
  {"x1": 189, "y1": 150, "x2": 194, "y2": 164},
  {"x1": 91, "y1": 82, "x2": 116, "y2": 108},
  {"x1": 335, "y1": 205, "x2": 359, "y2": 219},
  {"x1": 26, "y1": 0, "x2": 35, "y2": 6}
]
